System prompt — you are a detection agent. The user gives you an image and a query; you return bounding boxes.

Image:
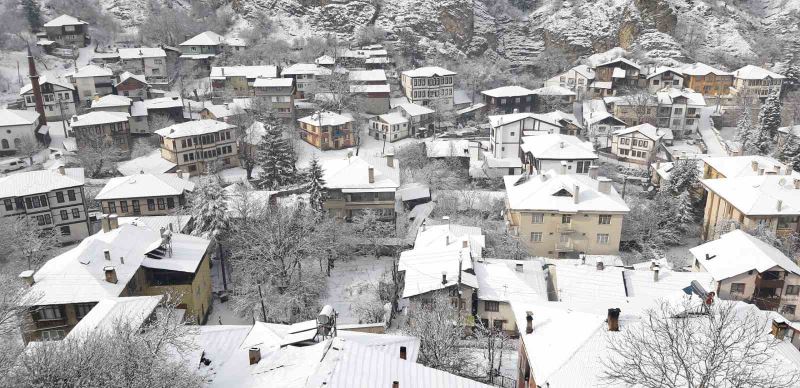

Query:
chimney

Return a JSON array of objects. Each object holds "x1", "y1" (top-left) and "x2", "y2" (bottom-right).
[
  {"x1": 573, "y1": 184, "x2": 580, "y2": 204},
  {"x1": 794, "y1": 178, "x2": 800, "y2": 190},
  {"x1": 588, "y1": 165, "x2": 598, "y2": 180},
  {"x1": 559, "y1": 141, "x2": 565, "y2": 148},
  {"x1": 18, "y1": 270, "x2": 34, "y2": 286},
  {"x1": 27, "y1": 45, "x2": 47, "y2": 125},
  {"x1": 607, "y1": 308, "x2": 621, "y2": 331},
  {"x1": 221, "y1": 67, "x2": 225, "y2": 76},
  {"x1": 248, "y1": 347, "x2": 261, "y2": 365},
  {"x1": 772, "y1": 320, "x2": 790, "y2": 340},
  {"x1": 399, "y1": 346, "x2": 407, "y2": 360},
  {"x1": 751, "y1": 160, "x2": 759, "y2": 171},
  {"x1": 109, "y1": 214, "x2": 119, "y2": 230},
  {"x1": 393, "y1": 382, "x2": 399, "y2": 388},
  {"x1": 386, "y1": 153, "x2": 394, "y2": 168},
  {"x1": 596, "y1": 261, "x2": 605, "y2": 271},
  {"x1": 777, "y1": 200, "x2": 783, "y2": 211},
  {"x1": 513, "y1": 108, "x2": 519, "y2": 114},
  {"x1": 104, "y1": 266, "x2": 118, "y2": 284},
  {"x1": 515, "y1": 263, "x2": 524, "y2": 272},
  {"x1": 581, "y1": 254, "x2": 586, "y2": 264},
  {"x1": 653, "y1": 263, "x2": 660, "y2": 282},
  {"x1": 785, "y1": 165, "x2": 792, "y2": 176},
  {"x1": 103, "y1": 249, "x2": 111, "y2": 261},
  {"x1": 597, "y1": 177, "x2": 612, "y2": 194},
  {"x1": 120, "y1": 256, "x2": 125, "y2": 265},
  {"x1": 441, "y1": 271, "x2": 447, "y2": 285},
  {"x1": 71, "y1": 115, "x2": 78, "y2": 123},
  {"x1": 560, "y1": 161, "x2": 567, "y2": 175},
  {"x1": 525, "y1": 311, "x2": 533, "y2": 334},
  {"x1": 57, "y1": 165, "x2": 66, "y2": 175},
  {"x1": 462, "y1": 240, "x2": 468, "y2": 248},
  {"x1": 368, "y1": 167, "x2": 374, "y2": 183},
  {"x1": 101, "y1": 215, "x2": 111, "y2": 233},
  {"x1": 758, "y1": 168, "x2": 765, "y2": 176},
  {"x1": 176, "y1": 169, "x2": 183, "y2": 179},
  {"x1": 446, "y1": 235, "x2": 450, "y2": 245}
]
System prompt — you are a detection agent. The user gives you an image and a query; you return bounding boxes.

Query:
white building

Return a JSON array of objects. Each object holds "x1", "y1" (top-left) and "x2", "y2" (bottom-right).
[
  {"x1": 733, "y1": 65, "x2": 785, "y2": 101},
  {"x1": 520, "y1": 133, "x2": 598, "y2": 175},
  {"x1": 20, "y1": 76, "x2": 77, "y2": 120},
  {"x1": 0, "y1": 109, "x2": 41, "y2": 152},
  {"x1": 369, "y1": 112, "x2": 409, "y2": 142},
  {"x1": 645, "y1": 67, "x2": 684, "y2": 93},
  {"x1": 69, "y1": 65, "x2": 114, "y2": 103},
  {"x1": 391, "y1": 102, "x2": 435, "y2": 137},
  {"x1": 610, "y1": 123, "x2": 667, "y2": 164},
  {"x1": 655, "y1": 87, "x2": 706, "y2": 135},
  {"x1": 488, "y1": 111, "x2": 583, "y2": 161},
  {"x1": 544, "y1": 64, "x2": 595, "y2": 97},
  {"x1": 579, "y1": 99, "x2": 626, "y2": 148},
  {"x1": 280, "y1": 63, "x2": 332, "y2": 99},
  {"x1": 400, "y1": 66, "x2": 456, "y2": 109},
  {"x1": 118, "y1": 47, "x2": 168, "y2": 85}
]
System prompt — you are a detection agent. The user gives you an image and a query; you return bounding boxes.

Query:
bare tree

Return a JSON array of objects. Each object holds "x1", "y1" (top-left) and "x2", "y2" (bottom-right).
[
  {"x1": 604, "y1": 299, "x2": 800, "y2": 388},
  {"x1": 474, "y1": 318, "x2": 511, "y2": 384},
  {"x1": 3, "y1": 215, "x2": 62, "y2": 270},
  {"x1": 77, "y1": 136, "x2": 126, "y2": 178},
  {"x1": 623, "y1": 87, "x2": 656, "y2": 126},
  {"x1": 16, "y1": 137, "x2": 44, "y2": 166}
]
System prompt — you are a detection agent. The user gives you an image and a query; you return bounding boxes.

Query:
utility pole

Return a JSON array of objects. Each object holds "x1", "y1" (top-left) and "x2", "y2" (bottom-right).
[
  {"x1": 621, "y1": 175, "x2": 628, "y2": 199},
  {"x1": 57, "y1": 97, "x2": 68, "y2": 137}
]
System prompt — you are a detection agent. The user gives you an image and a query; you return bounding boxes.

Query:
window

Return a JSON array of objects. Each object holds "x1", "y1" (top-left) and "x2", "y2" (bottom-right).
[
  {"x1": 596, "y1": 233, "x2": 609, "y2": 244},
  {"x1": 531, "y1": 213, "x2": 543, "y2": 224},
  {"x1": 787, "y1": 285, "x2": 800, "y2": 295},
  {"x1": 530, "y1": 232, "x2": 542, "y2": 243},
  {"x1": 68, "y1": 190, "x2": 76, "y2": 201},
  {"x1": 784, "y1": 305, "x2": 797, "y2": 315},
  {"x1": 34, "y1": 306, "x2": 64, "y2": 321},
  {"x1": 561, "y1": 214, "x2": 571, "y2": 224},
  {"x1": 120, "y1": 201, "x2": 128, "y2": 213},
  {"x1": 132, "y1": 200, "x2": 140, "y2": 214},
  {"x1": 730, "y1": 283, "x2": 746, "y2": 294},
  {"x1": 167, "y1": 197, "x2": 175, "y2": 209},
  {"x1": 599, "y1": 215, "x2": 612, "y2": 225},
  {"x1": 71, "y1": 208, "x2": 79, "y2": 218},
  {"x1": 3, "y1": 199, "x2": 11, "y2": 211},
  {"x1": 576, "y1": 160, "x2": 591, "y2": 174},
  {"x1": 493, "y1": 320, "x2": 505, "y2": 330},
  {"x1": 60, "y1": 225, "x2": 71, "y2": 236},
  {"x1": 56, "y1": 191, "x2": 64, "y2": 203},
  {"x1": 75, "y1": 302, "x2": 96, "y2": 319},
  {"x1": 147, "y1": 199, "x2": 155, "y2": 211},
  {"x1": 40, "y1": 329, "x2": 65, "y2": 341},
  {"x1": 107, "y1": 201, "x2": 116, "y2": 213},
  {"x1": 485, "y1": 301, "x2": 500, "y2": 312},
  {"x1": 60, "y1": 209, "x2": 68, "y2": 221},
  {"x1": 157, "y1": 198, "x2": 165, "y2": 210}
]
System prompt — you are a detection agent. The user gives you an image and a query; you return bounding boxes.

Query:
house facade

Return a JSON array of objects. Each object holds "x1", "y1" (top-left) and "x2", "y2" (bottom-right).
[
  {"x1": 154, "y1": 120, "x2": 239, "y2": 176},
  {"x1": 733, "y1": 65, "x2": 785, "y2": 102},
  {"x1": 544, "y1": 65, "x2": 595, "y2": 98},
  {"x1": 520, "y1": 134, "x2": 598, "y2": 175},
  {"x1": 95, "y1": 173, "x2": 194, "y2": 217},
  {"x1": 321, "y1": 155, "x2": 400, "y2": 221},
  {"x1": 0, "y1": 167, "x2": 90, "y2": 243},
  {"x1": 369, "y1": 112, "x2": 409, "y2": 142},
  {"x1": 70, "y1": 111, "x2": 131, "y2": 152},
  {"x1": 400, "y1": 66, "x2": 456, "y2": 109},
  {"x1": 489, "y1": 111, "x2": 582, "y2": 161},
  {"x1": 681, "y1": 63, "x2": 734, "y2": 97},
  {"x1": 253, "y1": 78, "x2": 295, "y2": 119},
  {"x1": 178, "y1": 31, "x2": 227, "y2": 74},
  {"x1": 115, "y1": 72, "x2": 149, "y2": 100},
  {"x1": 20, "y1": 77, "x2": 77, "y2": 120},
  {"x1": 0, "y1": 109, "x2": 41, "y2": 153},
  {"x1": 594, "y1": 58, "x2": 641, "y2": 89},
  {"x1": 210, "y1": 65, "x2": 279, "y2": 98},
  {"x1": 610, "y1": 123, "x2": 665, "y2": 164},
  {"x1": 655, "y1": 87, "x2": 706, "y2": 135},
  {"x1": 297, "y1": 111, "x2": 355, "y2": 150},
  {"x1": 69, "y1": 65, "x2": 114, "y2": 104},
  {"x1": 392, "y1": 102, "x2": 435, "y2": 138},
  {"x1": 504, "y1": 169, "x2": 630, "y2": 258},
  {"x1": 350, "y1": 84, "x2": 391, "y2": 115},
  {"x1": 480, "y1": 86, "x2": 537, "y2": 114},
  {"x1": 280, "y1": 63, "x2": 332, "y2": 99},
  {"x1": 43, "y1": 15, "x2": 89, "y2": 48},
  {"x1": 118, "y1": 48, "x2": 169, "y2": 85}
]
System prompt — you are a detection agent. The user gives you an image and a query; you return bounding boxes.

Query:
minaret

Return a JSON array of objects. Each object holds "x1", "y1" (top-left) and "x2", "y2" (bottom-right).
[{"x1": 27, "y1": 45, "x2": 47, "y2": 125}]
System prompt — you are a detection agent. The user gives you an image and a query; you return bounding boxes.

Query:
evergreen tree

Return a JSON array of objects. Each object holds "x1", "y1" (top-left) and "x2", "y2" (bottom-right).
[
  {"x1": 256, "y1": 123, "x2": 297, "y2": 190},
  {"x1": 189, "y1": 174, "x2": 229, "y2": 239},
  {"x1": 779, "y1": 134, "x2": 800, "y2": 172},
  {"x1": 756, "y1": 88, "x2": 783, "y2": 148},
  {"x1": 674, "y1": 192, "x2": 695, "y2": 234},
  {"x1": 735, "y1": 107, "x2": 753, "y2": 152},
  {"x1": 663, "y1": 159, "x2": 699, "y2": 195},
  {"x1": 22, "y1": 0, "x2": 41, "y2": 31},
  {"x1": 306, "y1": 156, "x2": 326, "y2": 213}
]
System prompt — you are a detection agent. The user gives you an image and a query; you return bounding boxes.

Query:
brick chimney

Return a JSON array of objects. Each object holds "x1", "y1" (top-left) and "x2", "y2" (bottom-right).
[
  {"x1": 525, "y1": 311, "x2": 533, "y2": 334},
  {"x1": 104, "y1": 266, "x2": 118, "y2": 284},
  {"x1": 27, "y1": 45, "x2": 47, "y2": 126},
  {"x1": 249, "y1": 347, "x2": 261, "y2": 365},
  {"x1": 399, "y1": 346, "x2": 407, "y2": 360},
  {"x1": 368, "y1": 167, "x2": 374, "y2": 183},
  {"x1": 18, "y1": 270, "x2": 34, "y2": 286},
  {"x1": 607, "y1": 308, "x2": 621, "y2": 331},
  {"x1": 441, "y1": 271, "x2": 447, "y2": 285}
]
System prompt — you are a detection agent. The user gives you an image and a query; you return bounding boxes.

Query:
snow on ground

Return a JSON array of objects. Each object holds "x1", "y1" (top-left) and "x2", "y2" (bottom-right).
[
  {"x1": 697, "y1": 107, "x2": 726, "y2": 156},
  {"x1": 207, "y1": 256, "x2": 252, "y2": 326},
  {"x1": 294, "y1": 127, "x2": 421, "y2": 168},
  {"x1": 320, "y1": 255, "x2": 393, "y2": 325}
]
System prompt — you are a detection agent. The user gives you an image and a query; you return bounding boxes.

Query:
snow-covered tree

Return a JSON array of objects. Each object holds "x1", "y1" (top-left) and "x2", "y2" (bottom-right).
[
  {"x1": 778, "y1": 133, "x2": 800, "y2": 172},
  {"x1": 752, "y1": 88, "x2": 783, "y2": 154},
  {"x1": 256, "y1": 123, "x2": 297, "y2": 190},
  {"x1": 351, "y1": 209, "x2": 393, "y2": 257},
  {"x1": 674, "y1": 191, "x2": 695, "y2": 234},
  {"x1": 188, "y1": 174, "x2": 229, "y2": 240},
  {"x1": 662, "y1": 159, "x2": 699, "y2": 196},
  {"x1": 3, "y1": 215, "x2": 61, "y2": 270},
  {"x1": 735, "y1": 106, "x2": 754, "y2": 152},
  {"x1": 21, "y1": 0, "x2": 41, "y2": 31},
  {"x1": 306, "y1": 156, "x2": 326, "y2": 213}
]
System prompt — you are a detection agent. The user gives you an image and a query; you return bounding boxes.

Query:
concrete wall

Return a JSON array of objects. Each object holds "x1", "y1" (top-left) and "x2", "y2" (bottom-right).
[{"x1": 511, "y1": 210, "x2": 624, "y2": 258}]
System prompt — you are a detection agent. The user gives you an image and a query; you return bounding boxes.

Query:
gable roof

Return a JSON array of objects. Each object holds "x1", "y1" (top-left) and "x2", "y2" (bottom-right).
[
  {"x1": 298, "y1": 111, "x2": 354, "y2": 127},
  {"x1": 348, "y1": 69, "x2": 387, "y2": 82},
  {"x1": 95, "y1": 173, "x2": 195, "y2": 200},
  {"x1": 395, "y1": 102, "x2": 434, "y2": 117},
  {"x1": 0, "y1": 168, "x2": 84, "y2": 198},
  {"x1": 20, "y1": 76, "x2": 74, "y2": 95},
  {"x1": 118, "y1": 47, "x2": 166, "y2": 59},
  {"x1": 612, "y1": 123, "x2": 666, "y2": 141},
  {"x1": 647, "y1": 66, "x2": 684, "y2": 79},
  {"x1": 473, "y1": 259, "x2": 547, "y2": 303},
  {"x1": 179, "y1": 31, "x2": 225, "y2": 46},
  {"x1": 701, "y1": 174, "x2": 800, "y2": 216},
  {"x1": 531, "y1": 85, "x2": 576, "y2": 96},
  {"x1": 691, "y1": 229, "x2": 800, "y2": 279},
  {"x1": 596, "y1": 57, "x2": 641, "y2": 70},
  {"x1": 117, "y1": 150, "x2": 177, "y2": 176},
  {"x1": 488, "y1": 111, "x2": 582, "y2": 129},
  {"x1": 0, "y1": 109, "x2": 40, "y2": 126},
  {"x1": 155, "y1": 119, "x2": 235, "y2": 139},
  {"x1": 377, "y1": 112, "x2": 408, "y2": 125},
  {"x1": 571, "y1": 64, "x2": 596, "y2": 79},
  {"x1": 65, "y1": 296, "x2": 162, "y2": 339},
  {"x1": 315, "y1": 55, "x2": 335, "y2": 65},
  {"x1": 70, "y1": 111, "x2": 129, "y2": 127},
  {"x1": 702, "y1": 155, "x2": 795, "y2": 179},
  {"x1": 504, "y1": 171, "x2": 629, "y2": 213},
  {"x1": 210, "y1": 65, "x2": 278, "y2": 79},
  {"x1": 681, "y1": 62, "x2": 732, "y2": 76},
  {"x1": 253, "y1": 77, "x2": 294, "y2": 88},
  {"x1": 401, "y1": 66, "x2": 456, "y2": 77},
  {"x1": 656, "y1": 87, "x2": 706, "y2": 106},
  {"x1": 71, "y1": 64, "x2": 113, "y2": 78},
  {"x1": 734, "y1": 65, "x2": 785, "y2": 80},
  {"x1": 91, "y1": 94, "x2": 132, "y2": 109},
  {"x1": 520, "y1": 133, "x2": 598, "y2": 160},
  {"x1": 281, "y1": 63, "x2": 332, "y2": 76},
  {"x1": 43, "y1": 14, "x2": 88, "y2": 27},
  {"x1": 117, "y1": 71, "x2": 148, "y2": 86},
  {"x1": 482, "y1": 85, "x2": 536, "y2": 98},
  {"x1": 321, "y1": 155, "x2": 400, "y2": 191}
]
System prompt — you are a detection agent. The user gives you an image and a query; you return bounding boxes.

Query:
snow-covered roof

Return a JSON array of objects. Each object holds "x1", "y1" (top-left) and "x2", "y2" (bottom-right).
[
  {"x1": 396, "y1": 182, "x2": 430, "y2": 202},
  {"x1": 484, "y1": 154, "x2": 523, "y2": 168},
  {"x1": 226, "y1": 37, "x2": 246, "y2": 47},
  {"x1": 646, "y1": 66, "x2": 684, "y2": 79},
  {"x1": 425, "y1": 139, "x2": 470, "y2": 158},
  {"x1": 702, "y1": 155, "x2": 795, "y2": 179},
  {"x1": 779, "y1": 125, "x2": 800, "y2": 138},
  {"x1": 348, "y1": 69, "x2": 386, "y2": 82},
  {"x1": 701, "y1": 174, "x2": 800, "y2": 216},
  {"x1": 520, "y1": 133, "x2": 598, "y2": 160},
  {"x1": 504, "y1": 171, "x2": 629, "y2": 213},
  {"x1": 0, "y1": 109, "x2": 39, "y2": 126},
  {"x1": 321, "y1": 155, "x2": 400, "y2": 192},
  {"x1": 281, "y1": 63, "x2": 332, "y2": 76},
  {"x1": 95, "y1": 173, "x2": 194, "y2": 200},
  {"x1": 596, "y1": 57, "x2": 641, "y2": 70},
  {"x1": 394, "y1": 102, "x2": 434, "y2": 117},
  {"x1": 315, "y1": 55, "x2": 335, "y2": 65},
  {"x1": 202, "y1": 103, "x2": 245, "y2": 119},
  {"x1": 118, "y1": 47, "x2": 166, "y2": 59},
  {"x1": 589, "y1": 81, "x2": 613, "y2": 89},
  {"x1": 612, "y1": 67, "x2": 626, "y2": 78},
  {"x1": 571, "y1": 64, "x2": 595, "y2": 79},
  {"x1": 117, "y1": 150, "x2": 176, "y2": 176},
  {"x1": 453, "y1": 89, "x2": 471, "y2": 106},
  {"x1": 0, "y1": 168, "x2": 84, "y2": 198},
  {"x1": 531, "y1": 85, "x2": 576, "y2": 96},
  {"x1": 376, "y1": 112, "x2": 408, "y2": 125},
  {"x1": 253, "y1": 77, "x2": 294, "y2": 88},
  {"x1": 488, "y1": 110, "x2": 581, "y2": 130},
  {"x1": 401, "y1": 66, "x2": 456, "y2": 77},
  {"x1": 298, "y1": 111, "x2": 354, "y2": 127},
  {"x1": 733, "y1": 65, "x2": 784, "y2": 80},
  {"x1": 179, "y1": 31, "x2": 225, "y2": 46},
  {"x1": 155, "y1": 119, "x2": 235, "y2": 139},
  {"x1": 481, "y1": 85, "x2": 535, "y2": 98},
  {"x1": 179, "y1": 54, "x2": 216, "y2": 60},
  {"x1": 70, "y1": 111, "x2": 129, "y2": 127},
  {"x1": 70, "y1": 64, "x2": 113, "y2": 78},
  {"x1": 681, "y1": 62, "x2": 732, "y2": 76},
  {"x1": 400, "y1": 244, "x2": 479, "y2": 298},
  {"x1": 143, "y1": 97, "x2": 183, "y2": 110},
  {"x1": 20, "y1": 76, "x2": 74, "y2": 95},
  {"x1": 65, "y1": 296, "x2": 161, "y2": 339},
  {"x1": 118, "y1": 215, "x2": 192, "y2": 233},
  {"x1": 656, "y1": 87, "x2": 706, "y2": 106},
  {"x1": 349, "y1": 84, "x2": 390, "y2": 94},
  {"x1": 131, "y1": 101, "x2": 147, "y2": 117},
  {"x1": 210, "y1": 65, "x2": 278, "y2": 79},
  {"x1": 91, "y1": 94, "x2": 132, "y2": 109},
  {"x1": 691, "y1": 229, "x2": 800, "y2": 279},
  {"x1": 117, "y1": 71, "x2": 148, "y2": 86},
  {"x1": 43, "y1": 14, "x2": 88, "y2": 27},
  {"x1": 473, "y1": 259, "x2": 547, "y2": 303},
  {"x1": 26, "y1": 224, "x2": 210, "y2": 305},
  {"x1": 612, "y1": 123, "x2": 666, "y2": 141},
  {"x1": 413, "y1": 223, "x2": 485, "y2": 259}
]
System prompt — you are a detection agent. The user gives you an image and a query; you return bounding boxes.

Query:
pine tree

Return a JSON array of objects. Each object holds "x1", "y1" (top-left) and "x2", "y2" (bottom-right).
[
  {"x1": 756, "y1": 88, "x2": 783, "y2": 145},
  {"x1": 735, "y1": 107, "x2": 753, "y2": 152},
  {"x1": 674, "y1": 191, "x2": 695, "y2": 234},
  {"x1": 189, "y1": 174, "x2": 229, "y2": 239},
  {"x1": 256, "y1": 123, "x2": 297, "y2": 190},
  {"x1": 22, "y1": 0, "x2": 41, "y2": 31},
  {"x1": 306, "y1": 157, "x2": 326, "y2": 213},
  {"x1": 663, "y1": 159, "x2": 699, "y2": 195},
  {"x1": 779, "y1": 134, "x2": 800, "y2": 172}
]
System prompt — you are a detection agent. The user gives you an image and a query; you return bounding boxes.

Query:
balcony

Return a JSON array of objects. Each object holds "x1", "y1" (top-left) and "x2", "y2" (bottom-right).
[
  {"x1": 558, "y1": 224, "x2": 576, "y2": 233},
  {"x1": 755, "y1": 273, "x2": 785, "y2": 290},
  {"x1": 752, "y1": 296, "x2": 781, "y2": 311},
  {"x1": 555, "y1": 241, "x2": 574, "y2": 252}
]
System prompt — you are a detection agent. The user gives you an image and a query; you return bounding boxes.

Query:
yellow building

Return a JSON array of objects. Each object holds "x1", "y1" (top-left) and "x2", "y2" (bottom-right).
[
  {"x1": 19, "y1": 215, "x2": 212, "y2": 343},
  {"x1": 95, "y1": 172, "x2": 195, "y2": 216},
  {"x1": 155, "y1": 119, "x2": 239, "y2": 176},
  {"x1": 504, "y1": 167, "x2": 630, "y2": 259}
]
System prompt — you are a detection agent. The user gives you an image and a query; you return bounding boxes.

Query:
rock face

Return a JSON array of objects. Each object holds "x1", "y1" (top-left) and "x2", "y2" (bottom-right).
[{"x1": 104, "y1": 0, "x2": 800, "y2": 69}]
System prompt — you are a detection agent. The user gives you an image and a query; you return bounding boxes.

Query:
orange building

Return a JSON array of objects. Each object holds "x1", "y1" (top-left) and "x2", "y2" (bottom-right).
[
  {"x1": 681, "y1": 63, "x2": 734, "y2": 96},
  {"x1": 297, "y1": 111, "x2": 355, "y2": 150}
]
